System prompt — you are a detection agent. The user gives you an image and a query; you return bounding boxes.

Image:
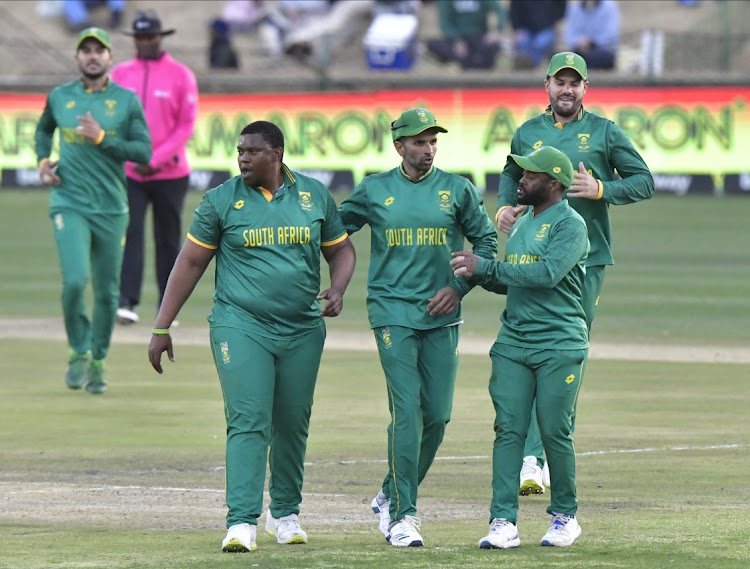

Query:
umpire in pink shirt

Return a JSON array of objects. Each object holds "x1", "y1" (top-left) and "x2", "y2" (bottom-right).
[{"x1": 112, "y1": 10, "x2": 199, "y2": 325}]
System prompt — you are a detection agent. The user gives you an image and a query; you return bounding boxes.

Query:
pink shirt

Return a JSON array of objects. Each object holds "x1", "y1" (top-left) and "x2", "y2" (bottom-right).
[{"x1": 111, "y1": 52, "x2": 198, "y2": 182}]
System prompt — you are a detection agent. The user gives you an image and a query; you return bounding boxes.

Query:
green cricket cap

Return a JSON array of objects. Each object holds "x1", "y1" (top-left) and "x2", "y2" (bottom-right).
[
  {"x1": 546, "y1": 51, "x2": 587, "y2": 81},
  {"x1": 510, "y1": 146, "x2": 575, "y2": 188},
  {"x1": 391, "y1": 108, "x2": 447, "y2": 142},
  {"x1": 76, "y1": 27, "x2": 112, "y2": 50}
]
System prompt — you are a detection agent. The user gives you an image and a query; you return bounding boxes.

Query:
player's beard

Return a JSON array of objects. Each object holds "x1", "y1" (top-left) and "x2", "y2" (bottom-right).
[
  {"x1": 550, "y1": 94, "x2": 582, "y2": 118},
  {"x1": 81, "y1": 69, "x2": 107, "y2": 81}
]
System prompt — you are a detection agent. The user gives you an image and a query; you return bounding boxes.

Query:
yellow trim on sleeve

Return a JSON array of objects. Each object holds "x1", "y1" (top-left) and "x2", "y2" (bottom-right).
[
  {"x1": 187, "y1": 232, "x2": 218, "y2": 250},
  {"x1": 596, "y1": 179, "x2": 604, "y2": 199},
  {"x1": 495, "y1": 205, "x2": 512, "y2": 222},
  {"x1": 95, "y1": 129, "x2": 105, "y2": 144},
  {"x1": 321, "y1": 233, "x2": 348, "y2": 247},
  {"x1": 39, "y1": 158, "x2": 50, "y2": 168}
]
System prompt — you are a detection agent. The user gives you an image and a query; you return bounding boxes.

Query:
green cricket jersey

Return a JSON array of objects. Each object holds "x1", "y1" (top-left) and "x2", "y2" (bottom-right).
[
  {"x1": 188, "y1": 165, "x2": 348, "y2": 339},
  {"x1": 475, "y1": 199, "x2": 588, "y2": 349},
  {"x1": 498, "y1": 106, "x2": 654, "y2": 266},
  {"x1": 340, "y1": 165, "x2": 498, "y2": 330},
  {"x1": 34, "y1": 78, "x2": 152, "y2": 215}
]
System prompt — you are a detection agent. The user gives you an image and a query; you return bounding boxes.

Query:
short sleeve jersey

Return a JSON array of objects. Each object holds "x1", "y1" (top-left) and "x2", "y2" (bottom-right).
[
  {"x1": 188, "y1": 165, "x2": 348, "y2": 338},
  {"x1": 498, "y1": 107, "x2": 653, "y2": 267},
  {"x1": 34, "y1": 78, "x2": 151, "y2": 215},
  {"x1": 483, "y1": 200, "x2": 589, "y2": 350},
  {"x1": 339, "y1": 165, "x2": 498, "y2": 330}
]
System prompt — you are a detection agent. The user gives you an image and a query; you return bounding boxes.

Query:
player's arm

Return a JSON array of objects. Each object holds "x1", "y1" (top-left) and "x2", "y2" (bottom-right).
[
  {"x1": 601, "y1": 124, "x2": 655, "y2": 204},
  {"x1": 148, "y1": 238, "x2": 215, "y2": 373},
  {"x1": 34, "y1": 97, "x2": 57, "y2": 164},
  {"x1": 453, "y1": 217, "x2": 588, "y2": 289},
  {"x1": 337, "y1": 180, "x2": 370, "y2": 235},
  {"x1": 319, "y1": 236, "x2": 356, "y2": 317},
  {"x1": 497, "y1": 133, "x2": 527, "y2": 233}
]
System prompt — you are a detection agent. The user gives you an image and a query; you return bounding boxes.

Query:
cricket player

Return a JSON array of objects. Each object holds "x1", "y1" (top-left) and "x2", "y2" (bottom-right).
[
  {"x1": 35, "y1": 27, "x2": 152, "y2": 394},
  {"x1": 452, "y1": 145, "x2": 589, "y2": 548},
  {"x1": 339, "y1": 108, "x2": 498, "y2": 547},
  {"x1": 148, "y1": 121, "x2": 355, "y2": 553},
  {"x1": 497, "y1": 51, "x2": 654, "y2": 494}
]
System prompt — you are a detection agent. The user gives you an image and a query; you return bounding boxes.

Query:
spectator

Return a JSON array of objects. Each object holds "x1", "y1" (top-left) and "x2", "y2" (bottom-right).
[
  {"x1": 509, "y1": 0, "x2": 566, "y2": 70},
  {"x1": 112, "y1": 10, "x2": 199, "y2": 326},
  {"x1": 221, "y1": 0, "x2": 264, "y2": 32},
  {"x1": 563, "y1": 0, "x2": 620, "y2": 70},
  {"x1": 426, "y1": 0, "x2": 506, "y2": 70},
  {"x1": 63, "y1": 0, "x2": 125, "y2": 32},
  {"x1": 209, "y1": 18, "x2": 240, "y2": 69},
  {"x1": 257, "y1": 0, "x2": 329, "y2": 60}
]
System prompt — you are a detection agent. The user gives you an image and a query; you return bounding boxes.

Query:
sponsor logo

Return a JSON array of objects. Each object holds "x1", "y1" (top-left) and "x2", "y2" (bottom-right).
[
  {"x1": 381, "y1": 327, "x2": 392, "y2": 350},
  {"x1": 234, "y1": 199, "x2": 245, "y2": 209},
  {"x1": 220, "y1": 341, "x2": 230, "y2": 364},
  {"x1": 565, "y1": 373, "x2": 575, "y2": 384},
  {"x1": 384, "y1": 197, "x2": 394, "y2": 206}
]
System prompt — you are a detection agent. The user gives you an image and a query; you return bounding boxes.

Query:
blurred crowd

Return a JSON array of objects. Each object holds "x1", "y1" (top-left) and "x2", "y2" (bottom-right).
[{"x1": 35, "y1": 0, "x2": 716, "y2": 74}]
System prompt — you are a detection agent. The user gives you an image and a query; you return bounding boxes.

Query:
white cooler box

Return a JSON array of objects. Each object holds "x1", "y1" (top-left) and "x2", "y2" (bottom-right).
[{"x1": 363, "y1": 14, "x2": 418, "y2": 70}]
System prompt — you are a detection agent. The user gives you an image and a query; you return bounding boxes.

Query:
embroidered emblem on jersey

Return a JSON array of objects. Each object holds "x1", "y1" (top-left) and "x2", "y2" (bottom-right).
[
  {"x1": 234, "y1": 200, "x2": 245, "y2": 210},
  {"x1": 220, "y1": 341, "x2": 231, "y2": 364},
  {"x1": 532, "y1": 140, "x2": 543, "y2": 150},
  {"x1": 577, "y1": 133, "x2": 590, "y2": 152},
  {"x1": 66, "y1": 101, "x2": 75, "y2": 109},
  {"x1": 54, "y1": 213, "x2": 64, "y2": 230},
  {"x1": 105, "y1": 100, "x2": 117, "y2": 115},
  {"x1": 438, "y1": 190, "x2": 451, "y2": 210},
  {"x1": 565, "y1": 373, "x2": 575, "y2": 384},
  {"x1": 381, "y1": 327, "x2": 393, "y2": 350},
  {"x1": 299, "y1": 191, "x2": 312, "y2": 211},
  {"x1": 384, "y1": 197, "x2": 394, "y2": 206},
  {"x1": 534, "y1": 223, "x2": 551, "y2": 241}
]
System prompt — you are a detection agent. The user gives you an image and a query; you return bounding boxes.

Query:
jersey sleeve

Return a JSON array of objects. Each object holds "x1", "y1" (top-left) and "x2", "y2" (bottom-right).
[
  {"x1": 497, "y1": 129, "x2": 523, "y2": 211},
  {"x1": 321, "y1": 188, "x2": 348, "y2": 246},
  {"x1": 338, "y1": 180, "x2": 370, "y2": 235},
  {"x1": 602, "y1": 123, "x2": 655, "y2": 205},
  {"x1": 187, "y1": 190, "x2": 221, "y2": 249},
  {"x1": 34, "y1": 94, "x2": 57, "y2": 163},
  {"x1": 474, "y1": 216, "x2": 588, "y2": 289}
]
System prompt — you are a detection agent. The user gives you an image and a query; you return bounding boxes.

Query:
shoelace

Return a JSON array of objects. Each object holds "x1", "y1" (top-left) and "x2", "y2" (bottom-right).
[
  {"x1": 277, "y1": 517, "x2": 301, "y2": 535},
  {"x1": 490, "y1": 518, "x2": 513, "y2": 532},
  {"x1": 549, "y1": 513, "x2": 573, "y2": 530},
  {"x1": 401, "y1": 515, "x2": 422, "y2": 530}
]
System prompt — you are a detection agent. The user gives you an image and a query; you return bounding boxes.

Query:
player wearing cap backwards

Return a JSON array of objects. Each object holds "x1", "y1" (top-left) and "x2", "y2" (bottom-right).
[
  {"x1": 34, "y1": 27, "x2": 151, "y2": 394},
  {"x1": 339, "y1": 108, "x2": 498, "y2": 547},
  {"x1": 497, "y1": 51, "x2": 654, "y2": 496},
  {"x1": 451, "y1": 145, "x2": 589, "y2": 548}
]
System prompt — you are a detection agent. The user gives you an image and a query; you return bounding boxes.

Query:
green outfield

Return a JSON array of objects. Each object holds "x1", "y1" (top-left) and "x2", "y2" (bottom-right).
[{"x1": 1, "y1": 190, "x2": 749, "y2": 568}]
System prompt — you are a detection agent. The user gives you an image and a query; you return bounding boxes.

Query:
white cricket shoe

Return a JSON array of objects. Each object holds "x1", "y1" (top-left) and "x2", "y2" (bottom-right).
[
  {"x1": 371, "y1": 491, "x2": 391, "y2": 540},
  {"x1": 542, "y1": 460, "x2": 550, "y2": 488},
  {"x1": 478, "y1": 518, "x2": 521, "y2": 549},
  {"x1": 519, "y1": 455, "x2": 545, "y2": 496},
  {"x1": 265, "y1": 512, "x2": 308, "y2": 544},
  {"x1": 388, "y1": 515, "x2": 424, "y2": 547},
  {"x1": 540, "y1": 513, "x2": 582, "y2": 547},
  {"x1": 221, "y1": 523, "x2": 257, "y2": 552},
  {"x1": 116, "y1": 306, "x2": 139, "y2": 325}
]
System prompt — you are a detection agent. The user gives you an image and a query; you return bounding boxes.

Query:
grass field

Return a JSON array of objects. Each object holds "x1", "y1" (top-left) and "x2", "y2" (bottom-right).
[{"x1": 1, "y1": 190, "x2": 749, "y2": 568}]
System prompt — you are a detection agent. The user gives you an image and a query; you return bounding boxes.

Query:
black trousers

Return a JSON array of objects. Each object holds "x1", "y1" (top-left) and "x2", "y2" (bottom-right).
[{"x1": 119, "y1": 175, "x2": 190, "y2": 310}]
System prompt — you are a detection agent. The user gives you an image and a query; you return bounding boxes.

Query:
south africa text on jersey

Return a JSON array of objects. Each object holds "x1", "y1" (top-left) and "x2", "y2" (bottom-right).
[
  {"x1": 385, "y1": 227, "x2": 448, "y2": 247},
  {"x1": 243, "y1": 226, "x2": 311, "y2": 247}
]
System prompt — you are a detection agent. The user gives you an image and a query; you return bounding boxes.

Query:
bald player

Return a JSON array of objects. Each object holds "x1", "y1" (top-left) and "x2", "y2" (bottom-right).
[
  {"x1": 148, "y1": 121, "x2": 355, "y2": 553},
  {"x1": 497, "y1": 51, "x2": 654, "y2": 495},
  {"x1": 339, "y1": 108, "x2": 498, "y2": 547}
]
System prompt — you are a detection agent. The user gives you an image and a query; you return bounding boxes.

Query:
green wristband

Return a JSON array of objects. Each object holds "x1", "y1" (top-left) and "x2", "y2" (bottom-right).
[{"x1": 152, "y1": 328, "x2": 170, "y2": 335}]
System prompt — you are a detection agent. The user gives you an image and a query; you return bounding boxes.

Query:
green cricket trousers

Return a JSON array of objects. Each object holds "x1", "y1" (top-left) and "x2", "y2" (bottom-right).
[
  {"x1": 374, "y1": 324, "x2": 459, "y2": 521},
  {"x1": 51, "y1": 209, "x2": 128, "y2": 360},
  {"x1": 488, "y1": 343, "x2": 587, "y2": 523},
  {"x1": 211, "y1": 322, "x2": 325, "y2": 527}
]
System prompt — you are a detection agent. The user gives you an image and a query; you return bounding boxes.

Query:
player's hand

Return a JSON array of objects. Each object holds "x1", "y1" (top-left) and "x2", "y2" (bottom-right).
[
  {"x1": 318, "y1": 287, "x2": 344, "y2": 317},
  {"x1": 39, "y1": 159, "x2": 61, "y2": 186},
  {"x1": 148, "y1": 333, "x2": 174, "y2": 374},
  {"x1": 497, "y1": 205, "x2": 525, "y2": 234},
  {"x1": 134, "y1": 163, "x2": 161, "y2": 176},
  {"x1": 427, "y1": 285, "x2": 460, "y2": 316},
  {"x1": 566, "y1": 162, "x2": 600, "y2": 199},
  {"x1": 76, "y1": 111, "x2": 104, "y2": 142},
  {"x1": 450, "y1": 251, "x2": 480, "y2": 278}
]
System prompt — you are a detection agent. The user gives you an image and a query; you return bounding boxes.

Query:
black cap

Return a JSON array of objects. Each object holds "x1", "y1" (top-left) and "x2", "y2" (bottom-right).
[{"x1": 124, "y1": 10, "x2": 175, "y2": 36}]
